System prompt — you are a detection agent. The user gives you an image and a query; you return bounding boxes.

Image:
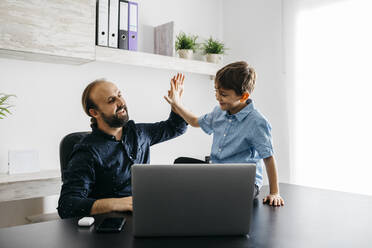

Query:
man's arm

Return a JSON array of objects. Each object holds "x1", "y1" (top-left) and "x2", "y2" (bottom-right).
[
  {"x1": 90, "y1": 197, "x2": 132, "y2": 215},
  {"x1": 138, "y1": 111, "x2": 188, "y2": 147},
  {"x1": 263, "y1": 155, "x2": 284, "y2": 206},
  {"x1": 58, "y1": 148, "x2": 133, "y2": 218}
]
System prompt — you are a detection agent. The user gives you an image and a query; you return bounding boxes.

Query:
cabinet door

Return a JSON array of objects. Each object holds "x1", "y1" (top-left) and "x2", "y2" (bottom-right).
[{"x1": 0, "y1": 0, "x2": 95, "y2": 64}]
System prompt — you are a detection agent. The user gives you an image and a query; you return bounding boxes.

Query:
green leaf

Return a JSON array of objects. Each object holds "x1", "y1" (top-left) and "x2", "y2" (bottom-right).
[
  {"x1": 0, "y1": 94, "x2": 15, "y2": 119},
  {"x1": 202, "y1": 37, "x2": 227, "y2": 55},
  {"x1": 175, "y1": 32, "x2": 199, "y2": 52}
]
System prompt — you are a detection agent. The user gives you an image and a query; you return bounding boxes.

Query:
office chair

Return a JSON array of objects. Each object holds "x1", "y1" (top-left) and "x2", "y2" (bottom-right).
[
  {"x1": 25, "y1": 132, "x2": 90, "y2": 224},
  {"x1": 173, "y1": 156, "x2": 210, "y2": 164},
  {"x1": 59, "y1": 132, "x2": 90, "y2": 182}
]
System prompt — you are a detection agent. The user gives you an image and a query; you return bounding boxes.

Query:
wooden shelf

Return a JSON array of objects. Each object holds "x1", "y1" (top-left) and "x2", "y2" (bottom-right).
[
  {"x1": 95, "y1": 46, "x2": 220, "y2": 76},
  {"x1": 0, "y1": 0, "x2": 96, "y2": 65},
  {"x1": 0, "y1": 170, "x2": 61, "y2": 202}
]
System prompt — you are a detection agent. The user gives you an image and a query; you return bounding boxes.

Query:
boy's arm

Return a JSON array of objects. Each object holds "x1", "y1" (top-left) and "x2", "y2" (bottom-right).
[
  {"x1": 164, "y1": 73, "x2": 200, "y2": 128},
  {"x1": 170, "y1": 103, "x2": 200, "y2": 127},
  {"x1": 263, "y1": 155, "x2": 285, "y2": 206}
]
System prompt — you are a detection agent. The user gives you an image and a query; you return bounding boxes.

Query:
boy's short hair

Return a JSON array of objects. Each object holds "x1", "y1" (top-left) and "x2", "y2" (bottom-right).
[{"x1": 215, "y1": 61, "x2": 256, "y2": 95}]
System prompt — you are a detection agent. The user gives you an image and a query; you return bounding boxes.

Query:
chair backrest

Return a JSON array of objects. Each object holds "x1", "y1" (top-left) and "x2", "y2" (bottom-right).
[{"x1": 59, "y1": 132, "x2": 90, "y2": 182}]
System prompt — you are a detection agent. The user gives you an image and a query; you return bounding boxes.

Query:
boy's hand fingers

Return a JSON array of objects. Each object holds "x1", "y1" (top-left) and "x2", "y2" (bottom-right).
[{"x1": 164, "y1": 95, "x2": 172, "y2": 104}]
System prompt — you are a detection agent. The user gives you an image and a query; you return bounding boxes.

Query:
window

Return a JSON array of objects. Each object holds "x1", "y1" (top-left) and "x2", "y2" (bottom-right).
[{"x1": 289, "y1": 0, "x2": 372, "y2": 195}]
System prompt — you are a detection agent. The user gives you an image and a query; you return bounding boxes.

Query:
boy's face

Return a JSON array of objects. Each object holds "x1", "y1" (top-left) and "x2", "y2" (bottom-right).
[{"x1": 214, "y1": 82, "x2": 245, "y2": 114}]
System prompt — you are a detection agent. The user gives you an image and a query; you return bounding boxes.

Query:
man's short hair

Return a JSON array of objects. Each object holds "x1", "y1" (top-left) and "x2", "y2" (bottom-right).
[
  {"x1": 81, "y1": 79, "x2": 108, "y2": 126},
  {"x1": 215, "y1": 61, "x2": 256, "y2": 95}
]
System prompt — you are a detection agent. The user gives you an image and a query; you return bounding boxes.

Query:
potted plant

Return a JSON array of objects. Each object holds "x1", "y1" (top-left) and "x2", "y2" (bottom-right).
[
  {"x1": 202, "y1": 37, "x2": 226, "y2": 63},
  {"x1": 0, "y1": 93, "x2": 16, "y2": 119},
  {"x1": 175, "y1": 32, "x2": 198, "y2": 59}
]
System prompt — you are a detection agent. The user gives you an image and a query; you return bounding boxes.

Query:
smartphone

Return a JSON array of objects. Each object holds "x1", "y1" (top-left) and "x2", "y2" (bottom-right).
[{"x1": 96, "y1": 217, "x2": 126, "y2": 233}]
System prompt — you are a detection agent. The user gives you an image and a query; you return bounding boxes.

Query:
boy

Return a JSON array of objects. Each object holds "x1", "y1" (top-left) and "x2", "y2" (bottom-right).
[{"x1": 164, "y1": 61, "x2": 284, "y2": 206}]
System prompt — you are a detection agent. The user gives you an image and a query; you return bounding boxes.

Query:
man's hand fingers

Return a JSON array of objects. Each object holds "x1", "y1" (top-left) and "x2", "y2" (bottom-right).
[
  {"x1": 175, "y1": 76, "x2": 179, "y2": 91},
  {"x1": 170, "y1": 78, "x2": 174, "y2": 91}
]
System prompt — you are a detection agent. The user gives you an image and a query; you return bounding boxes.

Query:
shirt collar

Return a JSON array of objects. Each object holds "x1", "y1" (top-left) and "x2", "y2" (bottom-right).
[
  {"x1": 91, "y1": 120, "x2": 135, "y2": 141},
  {"x1": 225, "y1": 99, "x2": 255, "y2": 122},
  {"x1": 91, "y1": 124, "x2": 117, "y2": 140}
]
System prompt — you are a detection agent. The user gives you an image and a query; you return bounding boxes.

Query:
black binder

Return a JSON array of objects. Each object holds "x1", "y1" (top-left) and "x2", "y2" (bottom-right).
[{"x1": 118, "y1": 0, "x2": 129, "y2": 50}]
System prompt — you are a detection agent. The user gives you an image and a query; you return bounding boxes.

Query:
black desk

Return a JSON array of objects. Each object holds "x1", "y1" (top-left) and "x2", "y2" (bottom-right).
[{"x1": 1, "y1": 183, "x2": 371, "y2": 248}]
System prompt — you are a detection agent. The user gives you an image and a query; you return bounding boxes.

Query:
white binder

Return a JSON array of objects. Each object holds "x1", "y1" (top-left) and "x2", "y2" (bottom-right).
[
  {"x1": 108, "y1": 0, "x2": 119, "y2": 48},
  {"x1": 97, "y1": 0, "x2": 109, "y2": 46}
]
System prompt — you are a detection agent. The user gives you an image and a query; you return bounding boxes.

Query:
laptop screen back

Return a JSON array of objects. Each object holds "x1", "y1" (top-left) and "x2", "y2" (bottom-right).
[{"x1": 132, "y1": 164, "x2": 256, "y2": 237}]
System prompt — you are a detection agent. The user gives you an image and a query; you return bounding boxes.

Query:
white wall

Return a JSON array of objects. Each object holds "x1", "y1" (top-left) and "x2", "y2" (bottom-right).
[
  {"x1": 0, "y1": 0, "x2": 222, "y2": 227},
  {"x1": 222, "y1": 0, "x2": 290, "y2": 184}
]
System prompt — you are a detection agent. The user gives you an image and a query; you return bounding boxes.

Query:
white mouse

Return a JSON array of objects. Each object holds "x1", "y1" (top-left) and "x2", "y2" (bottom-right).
[{"x1": 78, "y1": 217, "x2": 95, "y2": 227}]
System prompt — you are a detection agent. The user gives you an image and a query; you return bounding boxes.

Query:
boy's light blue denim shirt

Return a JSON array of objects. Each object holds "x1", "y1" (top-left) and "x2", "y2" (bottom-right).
[{"x1": 198, "y1": 99, "x2": 274, "y2": 188}]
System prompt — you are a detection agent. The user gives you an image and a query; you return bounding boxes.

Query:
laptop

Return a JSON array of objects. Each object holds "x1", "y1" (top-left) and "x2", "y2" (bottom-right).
[{"x1": 131, "y1": 164, "x2": 256, "y2": 237}]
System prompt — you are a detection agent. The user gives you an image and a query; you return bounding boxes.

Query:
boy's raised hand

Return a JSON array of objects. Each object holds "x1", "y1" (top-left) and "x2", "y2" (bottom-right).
[{"x1": 164, "y1": 73, "x2": 185, "y2": 106}]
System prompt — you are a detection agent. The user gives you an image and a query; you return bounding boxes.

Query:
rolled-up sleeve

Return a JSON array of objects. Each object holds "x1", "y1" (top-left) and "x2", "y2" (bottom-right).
[
  {"x1": 251, "y1": 119, "x2": 274, "y2": 159},
  {"x1": 57, "y1": 148, "x2": 97, "y2": 219}
]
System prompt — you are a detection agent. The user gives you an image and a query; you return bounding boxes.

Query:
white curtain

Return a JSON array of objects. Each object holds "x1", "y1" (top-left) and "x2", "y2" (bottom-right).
[{"x1": 283, "y1": 0, "x2": 372, "y2": 195}]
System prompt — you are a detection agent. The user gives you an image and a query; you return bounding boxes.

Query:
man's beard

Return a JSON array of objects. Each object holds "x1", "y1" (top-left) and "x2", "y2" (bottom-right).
[{"x1": 100, "y1": 105, "x2": 129, "y2": 128}]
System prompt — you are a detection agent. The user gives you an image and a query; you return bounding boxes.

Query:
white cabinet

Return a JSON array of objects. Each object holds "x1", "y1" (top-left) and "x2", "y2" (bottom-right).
[{"x1": 0, "y1": 0, "x2": 96, "y2": 64}]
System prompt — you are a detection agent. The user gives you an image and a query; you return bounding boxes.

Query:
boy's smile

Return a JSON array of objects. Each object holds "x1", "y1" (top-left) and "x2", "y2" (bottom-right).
[{"x1": 214, "y1": 82, "x2": 247, "y2": 115}]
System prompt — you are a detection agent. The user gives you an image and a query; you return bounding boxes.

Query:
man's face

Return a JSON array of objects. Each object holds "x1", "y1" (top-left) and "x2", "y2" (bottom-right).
[
  {"x1": 90, "y1": 82, "x2": 129, "y2": 128},
  {"x1": 214, "y1": 82, "x2": 243, "y2": 114}
]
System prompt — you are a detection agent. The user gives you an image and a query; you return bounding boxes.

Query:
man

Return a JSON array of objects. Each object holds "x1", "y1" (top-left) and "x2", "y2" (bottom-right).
[{"x1": 58, "y1": 78, "x2": 187, "y2": 219}]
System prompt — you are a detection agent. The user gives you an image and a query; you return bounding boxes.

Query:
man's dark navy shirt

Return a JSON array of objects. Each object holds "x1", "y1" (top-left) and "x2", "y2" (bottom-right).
[{"x1": 58, "y1": 111, "x2": 187, "y2": 219}]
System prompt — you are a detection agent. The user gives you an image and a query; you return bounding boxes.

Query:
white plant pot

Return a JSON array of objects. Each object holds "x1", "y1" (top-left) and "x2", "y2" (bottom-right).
[
  {"x1": 206, "y1": 53, "x2": 223, "y2": 63},
  {"x1": 178, "y1": 49, "x2": 193, "y2": 59}
]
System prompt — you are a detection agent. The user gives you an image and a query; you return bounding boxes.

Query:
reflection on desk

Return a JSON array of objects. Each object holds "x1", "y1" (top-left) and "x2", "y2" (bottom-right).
[{"x1": 0, "y1": 183, "x2": 372, "y2": 248}]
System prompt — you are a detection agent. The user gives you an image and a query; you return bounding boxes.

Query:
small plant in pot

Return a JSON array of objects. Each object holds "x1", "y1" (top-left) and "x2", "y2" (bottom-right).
[
  {"x1": 202, "y1": 37, "x2": 226, "y2": 63},
  {"x1": 175, "y1": 32, "x2": 198, "y2": 59},
  {"x1": 0, "y1": 93, "x2": 16, "y2": 119}
]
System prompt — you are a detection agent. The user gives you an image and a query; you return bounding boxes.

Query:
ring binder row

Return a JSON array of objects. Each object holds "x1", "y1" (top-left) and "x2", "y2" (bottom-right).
[{"x1": 96, "y1": 0, "x2": 138, "y2": 51}]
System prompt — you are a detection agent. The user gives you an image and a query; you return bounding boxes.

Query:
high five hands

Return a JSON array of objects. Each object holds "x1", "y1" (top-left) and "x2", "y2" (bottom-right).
[{"x1": 164, "y1": 73, "x2": 185, "y2": 107}]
